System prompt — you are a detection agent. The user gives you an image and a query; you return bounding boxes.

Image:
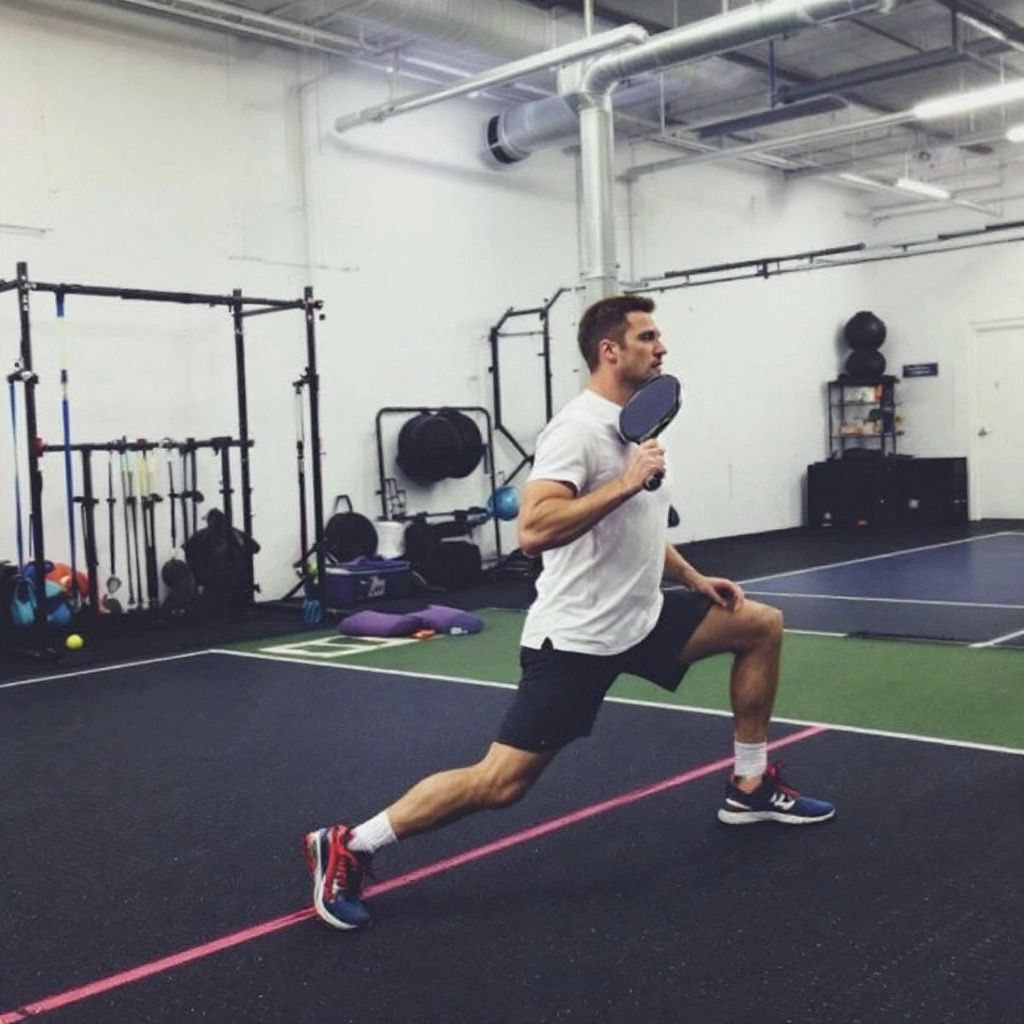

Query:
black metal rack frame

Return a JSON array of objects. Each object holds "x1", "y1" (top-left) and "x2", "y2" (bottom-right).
[
  {"x1": 374, "y1": 405, "x2": 502, "y2": 561},
  {"x1": 487, "y1": 288, "x2": 568, "y2": 485},
  {"x1": 2, "y1": 261, "x2": 328, "y2": 635}
]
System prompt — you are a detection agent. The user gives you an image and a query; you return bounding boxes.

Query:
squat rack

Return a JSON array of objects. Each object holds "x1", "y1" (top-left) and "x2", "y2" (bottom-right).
[
  {"x1": 2, "y1": 261, "x2": 328, "y2": 632},
  {"x1": 487, "y1": 287, "x2": 569, "y2": 486}
]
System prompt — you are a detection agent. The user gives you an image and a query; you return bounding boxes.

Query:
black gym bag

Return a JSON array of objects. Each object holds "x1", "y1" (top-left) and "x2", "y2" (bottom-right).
[{"x1": 183, "y1": 509, "x2": 260, "y2": 615}]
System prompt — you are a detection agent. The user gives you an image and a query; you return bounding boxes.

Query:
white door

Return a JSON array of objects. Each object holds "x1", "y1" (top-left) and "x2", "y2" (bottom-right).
[{"x1": 971, "y1": 322, "x2": 1024, "y2": 518}]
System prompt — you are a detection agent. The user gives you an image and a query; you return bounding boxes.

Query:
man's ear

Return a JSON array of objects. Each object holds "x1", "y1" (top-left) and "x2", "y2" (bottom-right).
[{"x1": 599, "y1": 337, "x2": 618, "y2": 364}]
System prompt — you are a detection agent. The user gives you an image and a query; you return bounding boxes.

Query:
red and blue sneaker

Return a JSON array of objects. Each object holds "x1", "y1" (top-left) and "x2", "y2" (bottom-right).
[
  {"x1": 717, "y1": 762, "x2": 835, "y2": 825},
  {"x1": 304, "y1": 823, "x2": 373, "y2": 929}
]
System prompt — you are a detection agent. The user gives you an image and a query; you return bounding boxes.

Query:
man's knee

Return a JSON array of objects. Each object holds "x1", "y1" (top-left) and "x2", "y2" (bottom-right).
[{"x1": 755, "y1": 602, "x2": 784, "y2": 643}]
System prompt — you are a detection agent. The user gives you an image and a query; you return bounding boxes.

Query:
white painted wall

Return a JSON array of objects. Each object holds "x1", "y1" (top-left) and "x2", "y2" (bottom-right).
[
  {"x1": 0, "y1": 2, "x2": 582, "y2": 599},
  {"x1": 856, "y1": 191, "x2": 1024, "y2": 469},
  {"x1": 626, "y1": 151, "x2": 1024, "y2": 539},
  {"x1": 2, "y1": 1, "x2": 1022, "y2": 613},
  {"x1": 624, "y1": 154, "x2": 872, "y2": 540}
]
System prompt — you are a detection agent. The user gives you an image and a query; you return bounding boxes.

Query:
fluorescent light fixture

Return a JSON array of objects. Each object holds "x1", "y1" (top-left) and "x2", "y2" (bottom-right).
[
  {"x1": 1008, "y1": 123, "x2": 1024, "y2": 143},
  {"x1": 895, "y1": 177, "x2": 951, "y2": 200},
  {"x1": 957, "y1": 13, "x2": 1007, "y2": 42},
  {"x1": 913, "y1": 79, "x2": 1024, "y2": 120},
  {"x1": 838, "y1": 172, "x2": 884, "y2": 188}
]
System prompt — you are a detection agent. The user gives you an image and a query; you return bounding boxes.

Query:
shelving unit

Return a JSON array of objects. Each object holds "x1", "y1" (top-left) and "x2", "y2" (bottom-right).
[{"x1": 827, "y1": 375, "x2": 900, "y2": 458}]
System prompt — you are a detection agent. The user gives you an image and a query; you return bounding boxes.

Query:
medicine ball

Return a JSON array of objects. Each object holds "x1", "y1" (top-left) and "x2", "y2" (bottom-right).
[
  {"x1": 396, "y1": 412, "x2": 462, "y2": 484},
  {"x1": 486, "y1": 485, "x2": 520, "y2": 522},
  {"x1": 844, "y1": 348, "x2": 887, "y2": 379},
  {"x1": 844, "y1": 311, "x2": 887, "y2": 350}
]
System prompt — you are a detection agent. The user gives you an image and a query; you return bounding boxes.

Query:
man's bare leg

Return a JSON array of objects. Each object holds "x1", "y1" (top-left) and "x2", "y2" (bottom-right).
[{"x1": 386, "y1": 742, "x2": 555, "y2": 838}]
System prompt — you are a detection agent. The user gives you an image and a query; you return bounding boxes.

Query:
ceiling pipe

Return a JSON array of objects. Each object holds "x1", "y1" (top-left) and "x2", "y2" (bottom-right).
[
  {"x1": 776, "y1": 46, "x2": 974, "y2": 103},
  {"x1": 487, "y1": 75, "x2": 690, "y2": 163},
  {"x1": 694, "y1": 95, "x2": 848, "y2": 139},
  {"x1": 97, "y1": 0, "x2": 365, "y2": 54},
  {"x1": 565, "y1": 0, "x2": 895, "y2": 302},
  {"x1": 625, "y1": 109, "x2": 913, "y2": 180},
  {"x1": 333, "y1": 23, "x2": 648, "y2": 133},
  {"x1": 934, "y1": 0, "x2": 1024, "y2": 49}
]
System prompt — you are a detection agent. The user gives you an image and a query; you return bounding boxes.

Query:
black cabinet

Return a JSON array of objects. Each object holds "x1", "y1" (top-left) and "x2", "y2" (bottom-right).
[
  {"x1": 807, "y1": 458, "x2": 968, "y2": 527},
  {"x1": 828, "y1": 376, "x2": 900, "y2": 458}
]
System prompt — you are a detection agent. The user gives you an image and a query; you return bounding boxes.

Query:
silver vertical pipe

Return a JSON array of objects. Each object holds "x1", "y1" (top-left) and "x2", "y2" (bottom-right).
[
  {"x1": 573, "y1": 0, "x2": 893, "y2": 301},
  {"x1": 579, "y1": 97, "x2": 618, "y2": 303}
]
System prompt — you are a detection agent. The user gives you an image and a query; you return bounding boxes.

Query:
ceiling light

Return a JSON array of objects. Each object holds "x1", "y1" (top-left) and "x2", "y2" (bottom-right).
[
  {"x1": 913, "y1": 79, "x2": 1024, "y2": 120},
  {"x1": 1008, "y1": 123, "x2": 1024, "y2": 143},
  {"x1": 895, "y1": 177, "x2": 951, "y2": 200},
  {"x1": 957, "y1": 13, "x2": 1007, "y2": 42},
  {"x1": 838, "y1": 172, "x2": 884, "y2": 188}
]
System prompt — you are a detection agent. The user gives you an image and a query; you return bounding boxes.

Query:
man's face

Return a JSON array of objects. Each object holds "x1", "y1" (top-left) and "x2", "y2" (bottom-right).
[{"x1": 611, "y1": 311, "x2": 667, "y2": 388}]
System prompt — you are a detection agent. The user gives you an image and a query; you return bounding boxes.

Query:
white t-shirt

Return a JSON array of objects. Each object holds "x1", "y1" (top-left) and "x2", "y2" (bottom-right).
[{"x1": 521, "y1": 388, "x2": 670, "y2": 655}]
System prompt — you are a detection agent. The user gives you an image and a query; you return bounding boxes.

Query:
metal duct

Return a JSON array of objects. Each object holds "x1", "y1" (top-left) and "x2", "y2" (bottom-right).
[
  {"x1": 566, "y1": 0, "x2": 895, "y2": 302},
  {"x1": 486, "y1": 76, "x2": 688, "y2": 164},
  {"x1": 489, "y1": 0, "x2": 893, "y2": 166},
  {"x1": 336, "y1": 23, "x2": 648, "y2": 133}
]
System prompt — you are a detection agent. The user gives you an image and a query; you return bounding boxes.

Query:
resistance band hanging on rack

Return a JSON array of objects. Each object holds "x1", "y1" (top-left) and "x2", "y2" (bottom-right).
[
  {"x1": 56, "y1": 292, "x2": 81, "y2": 604},
  {"x1": 104, "y1": 451, "x2": 123, "y2": 614},
  {"x1": 294, "y1": 379, "x2": 309, "y2": 570},
  {"x1": 160, "y1": 439, "x2": 195, "y2": 613},
  {"x1": 7, "y1": 373, "x2": 26, "y2": 569},
  {"x1": 137, "y1": 444, "x2": 161, "y2": 610},
  {"x1": 119, "y1": 441, "x2": 139, "y2": 610},
  {"x1": 293, "y1": 375, "x2": 321, "y2": 624}
]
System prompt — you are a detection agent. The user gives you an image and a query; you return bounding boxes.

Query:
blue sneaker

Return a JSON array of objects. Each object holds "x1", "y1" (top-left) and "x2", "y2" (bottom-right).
[
  {"x1": 717, "y1": 762, "x2": 835, "y2": 825},
  {"x1": 304, "y1": 823, "x2": 373, "y2": 929}
]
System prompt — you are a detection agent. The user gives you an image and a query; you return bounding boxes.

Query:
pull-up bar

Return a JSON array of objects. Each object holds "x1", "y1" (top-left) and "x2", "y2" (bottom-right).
[{"x1": 15, "y1": 278, "x2": 315, "y2": 311}]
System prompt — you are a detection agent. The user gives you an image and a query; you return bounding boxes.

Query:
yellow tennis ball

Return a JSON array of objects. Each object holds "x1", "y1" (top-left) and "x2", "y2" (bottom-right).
[{"x1": 65, "y1": 633, "x2": 84, "y2": 651}]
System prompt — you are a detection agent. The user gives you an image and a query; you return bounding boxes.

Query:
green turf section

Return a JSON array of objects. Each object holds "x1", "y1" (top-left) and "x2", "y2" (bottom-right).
[{"x1": 235, "y1": 609, "x2": 1024, "y2": 750}]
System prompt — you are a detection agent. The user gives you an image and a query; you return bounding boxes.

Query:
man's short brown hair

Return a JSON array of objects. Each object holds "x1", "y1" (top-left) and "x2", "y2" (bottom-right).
[{"x1": 577, "y1": 295, "x2": 656, "y2": 370}]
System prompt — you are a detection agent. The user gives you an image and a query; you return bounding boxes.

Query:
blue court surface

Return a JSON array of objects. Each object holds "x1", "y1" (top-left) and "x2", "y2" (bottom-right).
[{"x1": 739, "y1": 532, "x2": 1024, "y2": 647}]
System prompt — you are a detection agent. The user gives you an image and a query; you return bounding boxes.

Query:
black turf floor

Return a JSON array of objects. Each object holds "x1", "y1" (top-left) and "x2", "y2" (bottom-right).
[{"x1": 3, "y1": 654, "x2": 1022, "y2": 1023}]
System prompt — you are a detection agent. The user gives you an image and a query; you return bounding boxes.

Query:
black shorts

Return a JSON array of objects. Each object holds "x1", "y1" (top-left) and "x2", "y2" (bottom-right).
[{"x1": 496, "y1": 589, "x2": 713, "y2": 753}]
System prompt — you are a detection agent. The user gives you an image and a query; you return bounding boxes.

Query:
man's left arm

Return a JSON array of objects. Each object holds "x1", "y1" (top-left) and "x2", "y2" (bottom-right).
[{"x1": 664, "y1": 544, "x2": 745, "y2": 611}]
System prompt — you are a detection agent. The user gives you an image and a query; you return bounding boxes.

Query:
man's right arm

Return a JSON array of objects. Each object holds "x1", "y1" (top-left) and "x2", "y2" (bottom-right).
[{"x1": 517, "y1": 440, "x2": 666, "y2": 557}]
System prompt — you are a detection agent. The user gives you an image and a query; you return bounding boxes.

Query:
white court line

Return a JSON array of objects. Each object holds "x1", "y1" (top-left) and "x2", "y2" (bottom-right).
[
  {"x1": 0, "y1": 649, "x2": 213, "y2": 691},
  {"x1": 970, "y1": 626, "x2": 1024, "y2": 649},
  {"x1": 782, "y1": 627, "x2": 847, "y2": 637},
  {"x1": 736, "y1": 530, "x2": 1023, "y2": 586},
  {"x1": 211, "y1": 647, "x2": 1024, "y2": 758},
  {"x1": 746, "y1": 591, "x2": 1024, "y2": 611}
]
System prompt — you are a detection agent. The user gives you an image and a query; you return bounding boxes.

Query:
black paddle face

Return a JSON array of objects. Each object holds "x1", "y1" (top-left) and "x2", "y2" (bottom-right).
[
  {"x1": 619, "y1": 374, "x2": 682, "y2": 492},
  {"x1": 619, "y1": 374, "x2": 681, "y2": 443}
]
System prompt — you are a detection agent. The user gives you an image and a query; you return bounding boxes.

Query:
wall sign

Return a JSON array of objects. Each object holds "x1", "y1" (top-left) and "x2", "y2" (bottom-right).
[{"x1": 902, "y1": 363, "x2": 939, "y2": 378}]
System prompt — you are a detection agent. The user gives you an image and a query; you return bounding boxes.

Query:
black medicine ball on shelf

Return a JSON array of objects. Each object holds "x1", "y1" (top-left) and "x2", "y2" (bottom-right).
[
  {"x1": 844, "y1": 347, "x2": 887, "y2": 379},
  {"x1": 844, "y1": 310, "x2": 887, "y2": 350}
]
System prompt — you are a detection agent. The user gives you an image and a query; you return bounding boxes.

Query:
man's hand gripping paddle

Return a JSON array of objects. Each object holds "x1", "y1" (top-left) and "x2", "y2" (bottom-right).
[{"x1": 618, "y1": 374, "x2": 682, "y2": 492}]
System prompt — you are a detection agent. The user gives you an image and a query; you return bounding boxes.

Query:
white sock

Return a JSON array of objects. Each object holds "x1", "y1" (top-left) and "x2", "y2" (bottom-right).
[
  {"x1": 734, "y1": 740, "x2": 767, "y2": 781},
  {"x1": 348, "y1": 811, "x2": 397, "y2": 855}
]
